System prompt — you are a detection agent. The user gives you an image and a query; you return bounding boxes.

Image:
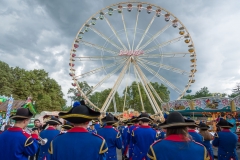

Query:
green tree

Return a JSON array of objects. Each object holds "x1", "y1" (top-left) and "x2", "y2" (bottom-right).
[{"x1": 0, "y1": 61, "x2": 66, "y2": 112}]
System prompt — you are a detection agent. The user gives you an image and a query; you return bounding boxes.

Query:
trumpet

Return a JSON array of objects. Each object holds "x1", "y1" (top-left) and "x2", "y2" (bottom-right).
[{"x1": 38, "y1": 136, "x2": 48, "y2": 145}]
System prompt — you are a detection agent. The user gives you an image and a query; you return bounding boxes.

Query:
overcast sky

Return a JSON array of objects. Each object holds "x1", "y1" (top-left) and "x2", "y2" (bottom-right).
[{"x1": 1, "y1": 0, "x2": 240, "y2": 106}]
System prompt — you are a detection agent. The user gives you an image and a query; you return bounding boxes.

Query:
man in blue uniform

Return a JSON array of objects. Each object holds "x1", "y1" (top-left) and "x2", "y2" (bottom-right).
[
  {"x1": 94, "y1": 119, "x2": 101, "y2": 130},
  {"x1": 147, "y1": 112, "x2": 209, "y2": 160},
  {"x1": 98, "y1": 113, "x2": 122, "y2": 160},
  {"x1": 122, "y1": 120, "x2": 132, "y2": 159},
  {"x1": 61, "y1": 121, "x2": 73, "y2": 133},
  {"x1": 131, "y1": 113, "x2": 157, "y2": 160},
  {"x1": 49, "y1": 101, "x2": 108, "y2": 160},
  {"x1": 0, "y1": 108, "x2": 39, "y2": 160},
  {"x1": 38, "y1": 117, "x2": 62, "y2": 160},
  {"x1": 128, "y1": 116, "x2": 139, "y2": 159},
  {"x1": 212, "y1": 119, "x2": 238, "y2": 160},
  {"x1": 88, "y1": 120, "x2": 97, "y2": 133},
  {"x1": 187, "y1": 119, "x2": 203, "y2": 144}
]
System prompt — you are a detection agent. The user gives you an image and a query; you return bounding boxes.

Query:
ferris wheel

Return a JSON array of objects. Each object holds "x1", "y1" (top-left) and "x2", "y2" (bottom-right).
[{"x1": 69, "y1": 2, "x2": 197, "y2": 114}]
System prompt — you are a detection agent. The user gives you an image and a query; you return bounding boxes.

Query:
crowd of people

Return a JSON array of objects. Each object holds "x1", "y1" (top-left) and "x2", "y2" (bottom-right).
[{"x1": 0, "y1": 100, "x2": 238, "y2": 160}]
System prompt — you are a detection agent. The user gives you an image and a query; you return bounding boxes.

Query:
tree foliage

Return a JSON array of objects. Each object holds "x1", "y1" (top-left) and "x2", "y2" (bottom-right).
[
  {"x1": 67, "y1": 81, "x2": 170, "y2": 113},
  {"x1": 0, "y1": 61, "x2": 66, "y2": 112}
]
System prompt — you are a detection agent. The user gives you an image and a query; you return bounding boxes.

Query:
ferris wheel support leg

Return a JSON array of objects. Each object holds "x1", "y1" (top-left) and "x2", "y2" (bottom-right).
[
  {"x1": 133, "y1": 60, "x2": 160, "y2": 114},
  {"x1": 133, "y1": 67, "x2": 145, "y2": 112},
  {"x1": 100, "y1": 58, "x2": 131, "y2": 112},
  {"x1": 122, "y1": 64, "x2": 131, "y2": 113}
]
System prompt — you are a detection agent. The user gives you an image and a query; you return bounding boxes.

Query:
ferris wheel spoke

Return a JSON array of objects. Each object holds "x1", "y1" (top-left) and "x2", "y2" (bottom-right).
[
  {"x1": 137, "y1": 60, "x2": 182, "y2": 94},
  {"x1": 138, "y1": 23, "x2": 172, "y2": 51},
  {"x1": 135, "y1": 15, "x2": 156, "y2": 51},
  {"x1": 80, "y1": 40, "x2": 118, "y2": 55},
  {"x1": 74, "y1": 59, "x2": 126, "y2": 79},
  {"x1": 143, "y1": 36, "x2": 184, "y2": 54},
  {"x1": 101, "y1": 59, "x2": 131, "y2": 112},
  {"x1": 74, "y1": 56, "x2": 125, "y2": 61},
  {"x1": 90, "y1": 27, "x2": 123, "y2": 51},
  {"x1": 131, "y1": 10, "x2": 140, "y2": 51},
  {"x1": 104, "y1": 16, "x2": 128, "y2": 51},
  {"x1": 85, "y1": 61, "x2": 126, "y2": 95},
  {"x1": 132, "y1": 61, "x2": 160, "y2": 113},
  {"x1": 121, "y1": 12, "x2": 131, "y2": 50},
  {"x1": 137, "y1": 58, "x2": 190, "y2": 76},
  {"x1": 139, "y1": 52, "x2": 190, "y2": 58}
]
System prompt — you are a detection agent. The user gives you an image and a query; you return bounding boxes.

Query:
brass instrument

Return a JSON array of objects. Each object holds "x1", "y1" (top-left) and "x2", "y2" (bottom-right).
[{"x1": 38, "y1": 136, "x2": 48, "y2": 145}]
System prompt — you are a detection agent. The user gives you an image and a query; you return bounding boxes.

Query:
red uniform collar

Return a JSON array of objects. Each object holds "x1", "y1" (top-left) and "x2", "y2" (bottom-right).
[
  {"x1": 222, "y1": 129, "x2": 230, "y2": 132},
  {"x1": 140, "y1": 125, "x2": 151, "y2": 128},
  {"x1": 165, "y1": 134, "x2": 190, "y2": 142},
  {"x1": 68, "y1": 127, "x2": 88, "y2": 132},
  {"x1": 47, "y1": 126, "x2": 55, "y2": 130},
  {"x1": 8, "y1": 127, "x2": 22, "y2": 132},
  {"x1": 104, "y1": 125, "x2": 113, "y2": 128},
  {"x1": 188, "y1": 129, "x2": 196, "y2": 133}
]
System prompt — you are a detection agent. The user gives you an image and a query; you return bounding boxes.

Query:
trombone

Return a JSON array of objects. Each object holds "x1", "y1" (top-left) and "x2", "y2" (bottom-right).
[{"x1": 38, "y1": 136, "x2": 48, "y2": 145}]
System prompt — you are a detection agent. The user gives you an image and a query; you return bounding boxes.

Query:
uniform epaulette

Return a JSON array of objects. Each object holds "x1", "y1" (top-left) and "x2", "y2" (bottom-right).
[
  {"x1": 48, "y1": 140, "x2": 53, "y2": 154},
  {"x1": 116, "y1": 132, "x2": 121, "y2": 138},
  {"x1": 92, "y1": 133, "x2": 108, "y2": 154},
  {"x1": 24, "y1": 137, "x2": 34, "y2": 147},
  {"x1": 48, "y1": 133, "x2": 65, "y2": 154},
  {"x1": 147, "y1": 140, "x2": 162, "y2": 160},
  {"x1": 192, "y1": 140, "x2": 204, "y2": 147}
]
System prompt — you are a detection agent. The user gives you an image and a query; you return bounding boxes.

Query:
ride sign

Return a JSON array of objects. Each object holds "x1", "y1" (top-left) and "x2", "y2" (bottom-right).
[{"x1": 119, "y1": 50, "x2": 144, "y2": 56}]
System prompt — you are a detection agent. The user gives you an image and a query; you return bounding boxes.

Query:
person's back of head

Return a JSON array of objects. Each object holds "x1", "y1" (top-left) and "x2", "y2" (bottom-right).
[{"x1": 4, "y1": 125, "x2": 11, "y2": 131}]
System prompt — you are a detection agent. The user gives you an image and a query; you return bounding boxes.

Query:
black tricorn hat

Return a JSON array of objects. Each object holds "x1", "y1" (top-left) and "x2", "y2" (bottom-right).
[
  {"x1": 160, "y1": 112, "x2": 196, "y2": 129},
  {"x1": 10, "y1": 108, "x2": 33, "y2": 121},
  {"x1": 62, "y1": 121, "x2": 73, "y2": 130},
  {"x1": 198, "y1": 123, "x2": 210, "y2": 130},
  {"x1": 101, "y1": 113, "x2": 118, "y2": 124},
  {"x1": 59, "y1": 101, "x2": 100, "y2": 123},
  {"x1": 137, "y1": 112, "x2": 153, "y2": 122},
  {"x1": 46, "y1": 117, "x2": 62, "y2": 125},
  {"x1": 185, "y1": 119, "x2": 198, "y2": 128},
  {"x1": 130, "y1": 116, "x2": 139, "y2": 123},
  {"x1": 217, "y1": 119, "x2": 233, "y2": 128}
]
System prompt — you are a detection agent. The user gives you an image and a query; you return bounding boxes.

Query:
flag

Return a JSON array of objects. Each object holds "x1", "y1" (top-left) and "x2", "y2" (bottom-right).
[{"x1": 5, "y1": 95, "x2": 14, "y2": 124}]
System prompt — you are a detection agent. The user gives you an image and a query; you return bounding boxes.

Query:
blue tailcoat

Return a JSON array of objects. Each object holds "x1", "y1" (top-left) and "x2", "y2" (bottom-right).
[
  {"x1": 122, "y1": 126, "x2": 131, "y2": 156},
  {"x1": 97, "y1": 126, "x2": 122, "y2": 160},
  {"x1": 132, "y1": 126, "x2": 157, "y2": 160},
  {"x1": 188, "y1": 130, "x2": 203, "y2": 144},
  {"x1": 49, "y1": 127, "x2": 108, "y2": 160},
  {"x1": 95, "y1": 123, "x2": 101, "y2": 130},
  {"x1": 148, "y1": 135, "x2": 209, "y2": 160},
  {"x1": 202, "y1": 140, "x2": 214, "y2": 160},
  {"x1": 38, "y1": 127, "x2": 60, "y2": 160},
  {"x1": 0, "y1": 127, "x2": 39, "y2": 160},
  {"x1": 88, "y1": 128, "x2": 97, "y2": 134},
  {"x1": 128, "y1": 125, "x2": 139, "y2": 159},
  {"x1": 212, "y1": 129, "x2": 238, "y2": 160},
  {"x1": 158, "y1": 131, "x2": 166, "y2": 140}
]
